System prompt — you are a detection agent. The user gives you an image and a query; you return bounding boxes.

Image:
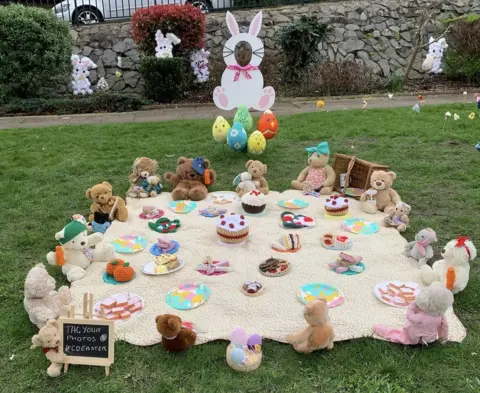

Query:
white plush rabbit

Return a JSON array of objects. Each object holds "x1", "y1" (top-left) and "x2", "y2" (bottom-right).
[
  {"x1": 71, "y1": 55, "x2": 97, "y2": 95},
  {"x1": 423, "y1": 37, "x2": 448, "y2": 74},
  {"x1": 190, "y1": 49, "x2": 210, "y2": 83},
  {"x1": 155, "y1": 30, "x2": 181, "y2": 59},
  {"x1": 213, "y1": 11, "x2": 275, "y2": 111}
]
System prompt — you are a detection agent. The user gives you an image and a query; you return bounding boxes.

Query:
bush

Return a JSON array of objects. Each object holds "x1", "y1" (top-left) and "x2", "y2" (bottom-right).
[
  {"x1": 131, "y1": 5, "x2": 205, "y2": 56},
  {"x1": 140, "y1": 57, "x2": 187, "y2": 103},
  {"x1": 278, "y1": 16, "x2": 331, "y2": 82},
  {"x1": 0, "y1": 93, "x2": 146, "y2": 116},
  {"x1": 444, "y1": 16, "x2": 480, "y2": 82},
  {"x1": 0, "y1": 4, "x2": 72, "y2": 102}
]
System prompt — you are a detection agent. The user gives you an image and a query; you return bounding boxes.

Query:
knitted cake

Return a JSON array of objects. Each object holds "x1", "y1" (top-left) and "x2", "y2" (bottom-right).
[
  {"x1": 241, "y1": 190, "x2": 266, "y2": 214},
  {"x1": 216, "y1": 213, "x2": 249, "y2": 244},
  {"x1": 271, "y1": 233, "x2": 301, "y2": 252},
  {"x1": 324, "y1": 195, "x2": 350, "y2": 216}
]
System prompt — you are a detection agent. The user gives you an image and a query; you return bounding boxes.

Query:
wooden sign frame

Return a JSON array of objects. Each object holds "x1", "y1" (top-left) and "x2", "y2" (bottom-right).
[{"x1": 58, "y1": 293, "x2": 115, "y2": 376}]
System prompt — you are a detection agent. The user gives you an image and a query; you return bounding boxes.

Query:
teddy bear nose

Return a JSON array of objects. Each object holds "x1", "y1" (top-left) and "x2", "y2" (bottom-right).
[
  {"x1": 375, "y1": 181, "x2": 382, "y2": 186},
  {"x1": 80, "y1": 241, "x2": 86, "y2": 246}
]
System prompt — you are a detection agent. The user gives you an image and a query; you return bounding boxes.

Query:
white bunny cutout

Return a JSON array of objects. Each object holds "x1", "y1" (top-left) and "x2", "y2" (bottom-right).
[
  {"x1": 155, "y1": 30, "x2": 181, "y2": 59},
  {"x1": 71, "y1": 54, "x2": 97, "y2": 95},
  {"x1": 213, "y1": 11, "x2": 275, "y2": 111}
]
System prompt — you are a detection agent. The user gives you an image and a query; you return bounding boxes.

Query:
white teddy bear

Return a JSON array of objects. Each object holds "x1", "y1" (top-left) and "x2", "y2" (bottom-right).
[
  {"x1": 236, "y1": 172, "x2": 258, "y2": 194},
  {"x1": 71, "y1": 54, "x2": 97, "y2": 95},
  {"x1": 46, "y1": 220, "x2": 116, "y2": 282},
  {"x1": 24, "y1": 264, "x2": 71, "y2": 329},
  {"x1": 30, "y1": 320, "x2": 65, "y2": 377},
  {"x1": 421, "y1": 237, "x2": 477, "y2": 294},
  {"x1": 155, "y1": 30, "x2": 181, "y2": 59}
]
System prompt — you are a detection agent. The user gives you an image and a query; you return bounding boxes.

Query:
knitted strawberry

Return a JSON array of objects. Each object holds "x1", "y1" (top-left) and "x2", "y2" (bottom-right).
[
  {"x1": 106, "y1": 258, "x2": 124, "y2": 276},
  {"x1": 114, "y1": 262, "x2": 135, "y2": 282}
]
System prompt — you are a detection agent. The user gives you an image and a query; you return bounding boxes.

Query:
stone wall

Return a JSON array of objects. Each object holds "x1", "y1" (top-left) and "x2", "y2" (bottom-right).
[{"x1": 71, "y1": 0, "x2": 478, "y2": 93}]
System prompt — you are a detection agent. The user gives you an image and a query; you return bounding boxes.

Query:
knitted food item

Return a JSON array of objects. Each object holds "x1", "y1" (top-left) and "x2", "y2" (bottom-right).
[
  {"x1": 280, "y1": 212, "x2": 315, "y2": 229},
  {"x1": 156, "y1": 238, "x2": 176, "y2": 253},
  {"x1": 271, "y1": 233, "x2": 301, "y2": 252},
  {"x1": 241, "y1": 190, "x2": 266, "y2": 214},
  {"x1": 155, "y1": 254, "x2": 180, "y2": 272},
  {"x1": 328, "y1": 253, "x2": 363, "y2": 274},
  {"x1": 106, "y1": 258, "x2": 125, "y2": 276},
  {"x1": 259, "y1": 257, "x2": 291, "y2": 276},
  {"x1": 321, "y1": 233, "x2": 352, "y2": 250},
  {"x1": 216, "y1": 213, "x2": 249, "y2": 244},
  {"x1": 242, "y1": 280, "x2": 263, "y2": 296},
  {"x1": 113, "y1": 262, "x2": 135, "y2": 282},
  {"x1": 324, "y1": 195, "x2": 349, "y2": 216}
]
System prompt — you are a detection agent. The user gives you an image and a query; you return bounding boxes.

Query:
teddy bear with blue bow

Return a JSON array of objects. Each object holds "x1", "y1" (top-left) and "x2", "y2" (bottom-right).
[{"x1": 291, "y1": 142, "x2": 336, "y2": 195}]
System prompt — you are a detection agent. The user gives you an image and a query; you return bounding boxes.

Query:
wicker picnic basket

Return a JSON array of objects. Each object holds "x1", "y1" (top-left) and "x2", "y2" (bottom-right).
[{"x1": 331, "y1": 154, "x2": 388, "y2": 198}]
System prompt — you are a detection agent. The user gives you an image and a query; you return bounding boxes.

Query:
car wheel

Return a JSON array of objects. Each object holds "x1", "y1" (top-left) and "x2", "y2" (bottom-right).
[
  {"x1": 72, "y1": 6, "x2": 103, "y2": 24},
  {"x1": 189, "y1": 0, "x2": 212, "y2": 13}
]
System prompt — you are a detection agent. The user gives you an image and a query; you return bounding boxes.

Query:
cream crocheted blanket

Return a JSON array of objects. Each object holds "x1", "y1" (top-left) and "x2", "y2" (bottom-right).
[{"x1": 70, "y1": 190, "x2": 466, "y2": 345}]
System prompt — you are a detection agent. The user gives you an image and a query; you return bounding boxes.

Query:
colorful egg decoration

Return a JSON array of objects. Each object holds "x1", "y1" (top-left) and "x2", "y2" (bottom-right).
[
  {"x1": 212, "y1": 116, "x2": 230, "y2": 143},
  {"x1": 227, "y1": 122, "x2": 248, "y2": 152},
  {"x1": 233, "y1": 105, "x2": 253, "y2": 132},
  {"x1": 257, "y1": 109, "x2": 279, "y2": 140},
  {"x1": 247, "y1": 131, "x2": 267, "y2": 155}
]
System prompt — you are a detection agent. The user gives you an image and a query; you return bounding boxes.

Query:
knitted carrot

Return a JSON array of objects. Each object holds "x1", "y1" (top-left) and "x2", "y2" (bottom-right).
[
  {"x1": 204, "y1": 169, "x2": 211, "y2": 185},
  {"x1": 55, "y1": 246, "x2": 65, "y2": 266},
  {"x1": 446, "y1": 267, "x2": 455, "y2": 290}
]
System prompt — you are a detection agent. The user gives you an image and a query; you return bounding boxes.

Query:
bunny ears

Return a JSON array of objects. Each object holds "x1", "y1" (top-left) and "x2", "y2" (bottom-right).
[{"x1": 226, "y1": 11, "x2": 262, "y2": 37}]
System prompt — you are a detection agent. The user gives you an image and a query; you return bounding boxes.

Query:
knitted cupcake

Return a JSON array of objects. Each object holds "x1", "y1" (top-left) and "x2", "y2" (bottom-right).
[
  {"x1": 216, "y1": 213, "x2": 249, "y2": 244},
  {"x1": 241, "y1": 190, "x2": 266, "y2": 214}
]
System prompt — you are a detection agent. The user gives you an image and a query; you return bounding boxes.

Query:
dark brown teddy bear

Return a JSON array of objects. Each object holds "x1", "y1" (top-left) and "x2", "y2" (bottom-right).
[
  {"x1": 155, "y1": 314, "x2": 196, "y2": 353},
  {"x1": 164, "y1": 157, "x2": 216, "y2": 201}
]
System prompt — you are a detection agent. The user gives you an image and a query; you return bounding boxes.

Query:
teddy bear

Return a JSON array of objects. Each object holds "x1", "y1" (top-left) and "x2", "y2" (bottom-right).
[
  {"x1": 46, "y1": 220, "x2": 116, "y2": 282},
  {"x1": 360, "y1": 170, "x2": 401, "y2": 214},
  {"x1": 373, "y1": 282, "x2": 453, "y2": 345},
  {"x1": 30, "y1": 319, "x2": 65, "y2": 377},
  {"x1": 383, "y1": 201, "x2": 411, "y2": 232},
  {"x1": 421, "y1": 237, "x2": 477, "y2": 294},
  {"x1": 164, "y1": 156, "x2": 216, "y2": 201},
  {"x1": 404, "y1": 228, "x2": 438, "y2": 267},
  {"x1": 128, "y1": 157, "x2": 160, "y2": 198},
  {"x1": 291, "y1": 142, "x2": 336, "y2": 195},
  {"x1": 24, "y1": 264, "x2": 71, "y2": 329},
  {"x1": 235, "y1": 160, "x2": 269, "y2": 197},
  {"x1": 86, "y1": 181, "x2": 128, "y2": 222},
  {"x1": 155, "y1": 314, "x2": 196, "y2": 352},
  {"x1": 286, "y1": 298, "x2": 335, "y2": 353},
  {"x1": 141, "y1": 175, "x2": 162, "y2": 197}
]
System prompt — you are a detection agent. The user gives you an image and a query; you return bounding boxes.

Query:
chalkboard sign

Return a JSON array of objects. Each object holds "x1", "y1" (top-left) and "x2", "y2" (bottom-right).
[{"x1": 58, "y1": 317, "x2": 115, "y2": 369}]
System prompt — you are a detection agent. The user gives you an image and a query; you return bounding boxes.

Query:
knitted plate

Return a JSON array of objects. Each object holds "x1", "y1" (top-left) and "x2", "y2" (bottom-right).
[
  {"x1": 141, "y1": 259, "x2": 185, "y2": 276},
  {"x1": 111, "y1": 234, "x2": 148, "y2": 253}
]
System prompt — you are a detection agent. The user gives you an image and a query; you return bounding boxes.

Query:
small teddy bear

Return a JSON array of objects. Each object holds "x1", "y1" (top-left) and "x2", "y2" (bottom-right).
[
  {"x1": 155, "y1": 314, "x2": 196, "y2": 352},
  {"x1": 421, "y1": 236, "x2": 477, "y2": 294},
  {"x1": 286, "y1": 298, "x2": 335, "y2": 353},
  {"x1": 291, "y1": 142, "x2": 335, "y2": 195},
  {"x1": 141, "y1": 175, "x2": 162, "y2": 197},
  {"x1": 31, "y1": 319, "x2": 65, "y2": 377},
  {"x1": 235, "y1": 160, "x2": 269, "y2": 197},
  {"x1": 404, "y1": 228, "x2": 438, "y2": 267},
  {"x1": 234, "y1": 172, "x2": 258, "y2": 195},
  {"x1": 383, "y1": 201, "x2": 411, "y2": 232},
  {"x1": 373, "y1": 282, "x2": 453, "y2": 345},
  {"x1": 360, "y1": 170, "x2": 401, "y2": 214},
  {"x1": 128, "y1": 157, "x2": 160, "y2": 198},
  {"x1": 24, "y1": 264, "x2": 71, "y2": 328},
  {"x1": 86, "y1": 181, "x2": 128, "y2": 222}
]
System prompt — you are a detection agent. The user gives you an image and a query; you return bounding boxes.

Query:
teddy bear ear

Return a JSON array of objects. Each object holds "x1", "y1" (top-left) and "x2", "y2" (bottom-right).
[
  {"x1": 30, "y1": 334, "x2": 42, "y2": 349},
  {"x1": 263, "y1": 164, "x2": 267, "y2": 174},
  {"x1": 48, "y1": 319, "x2": 58, "y2": 327},
  {"x1": 102, "y1": 181, "x2": 112, "y2": 190},
  {"x1": 155, "y1": 315, "x2": 161, "y2": 323},
  {"x1": 85, "y1": 188, "x2": 92, "y2": 198},
  {"x1": 246, "y1": 160, "x2": 253, "y2": 168},
  {"x1": 177, "y1": 157, "x2": 187, "y2": 165},
  {"x1": 203, "y1": 159, "x2": 210, "y2": 169},
  {"x1": 388, "y1": 171, "x2": 397, "y2": 181},
  {"x1": 167, "y1": 316, "x2": 179, "y2": 329}
]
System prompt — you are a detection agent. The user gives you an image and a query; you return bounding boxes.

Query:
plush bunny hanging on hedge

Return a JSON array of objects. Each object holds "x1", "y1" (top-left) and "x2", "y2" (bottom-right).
[
  {"x1": 190, "y1": 49, "x2": 210, "y2": 83},
  {"x1": 71, "y1": 54, "x2": 97, "y2": 95},
  {"x1": 155, "y1": 30, "x2": 181, "y2": 59}
]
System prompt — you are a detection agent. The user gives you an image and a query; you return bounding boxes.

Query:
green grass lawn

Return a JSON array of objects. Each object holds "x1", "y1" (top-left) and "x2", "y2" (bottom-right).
[{"x1": 1, "y1": 104, "x2": 479, "y2": 393}]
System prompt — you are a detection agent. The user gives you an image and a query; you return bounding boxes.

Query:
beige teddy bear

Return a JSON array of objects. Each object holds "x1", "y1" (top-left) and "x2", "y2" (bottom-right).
[
  {"x1": 383, "y1": 201, "x2": 411, "y2": 232},
  {"x1": 31, "y1": 319, "x2": 65, "y2": 377},
  {"x1": 24, "y1": 264, "x2": 71, "y2": 328},
  {"x1": 360, "y1": 170, "x2": 401, "y2": 214},
  {"x1": 236, "y1": 160, "x2": 269, "y2": 197},
  {"x1": 128, "y1": 157, "x2": 159, "y2": 198}
]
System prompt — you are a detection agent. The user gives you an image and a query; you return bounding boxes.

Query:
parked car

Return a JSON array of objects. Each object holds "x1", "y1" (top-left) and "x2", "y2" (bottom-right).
[{"x1": 53, "y1": 0, "x2": 231, "y2": 24}]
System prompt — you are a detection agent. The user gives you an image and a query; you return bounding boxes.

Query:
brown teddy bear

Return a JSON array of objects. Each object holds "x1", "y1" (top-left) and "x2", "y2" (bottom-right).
[
  {"x1": 164, "y1": 157, "x2": 216, "y2": 201},
  {"x1": 86, "y1": 181, "x2": 128, "y2": 222},
  {"x1": 235, "y1": 160, "x2": 269, "y2": 197},
  {"x1": 360, "y1": 170, "x2": 400, "y2": 214},
  {"x1": 128, "y1": 157, "x2": 159, "y2": 198},
  {"x1": 286, "y1": 298, "x2": 335, "y2": 353},
  {"x1": 383, "y1": 201, "x2": 411, "y2": 232},
  {"x1": 291, "y1": 142, "x2": 335, "y2": 195},
  {"x1": 30, "y1": 319, "x2": 65, "y2": 377},
  {"x1": 155, "y1": 314, "x2": 196, "y2": 352}
]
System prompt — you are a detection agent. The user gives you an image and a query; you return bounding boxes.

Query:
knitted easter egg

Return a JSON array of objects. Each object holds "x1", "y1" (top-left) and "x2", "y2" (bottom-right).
[
  {"x1": 247, "y1": 131, "x2": 266, "y2": 155},
  {"x1": 257, "y1": 110, "x2": 278, "y2": 140},
  {"x1": 212, "y1": 116, "x2": 230, "y2": 143},
  {"x1": 227, "y1": 122, "x2": 248, "y2": 152},
  {"x1": 233, "y1": 105, "x2": 253, "y2": 132}
]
